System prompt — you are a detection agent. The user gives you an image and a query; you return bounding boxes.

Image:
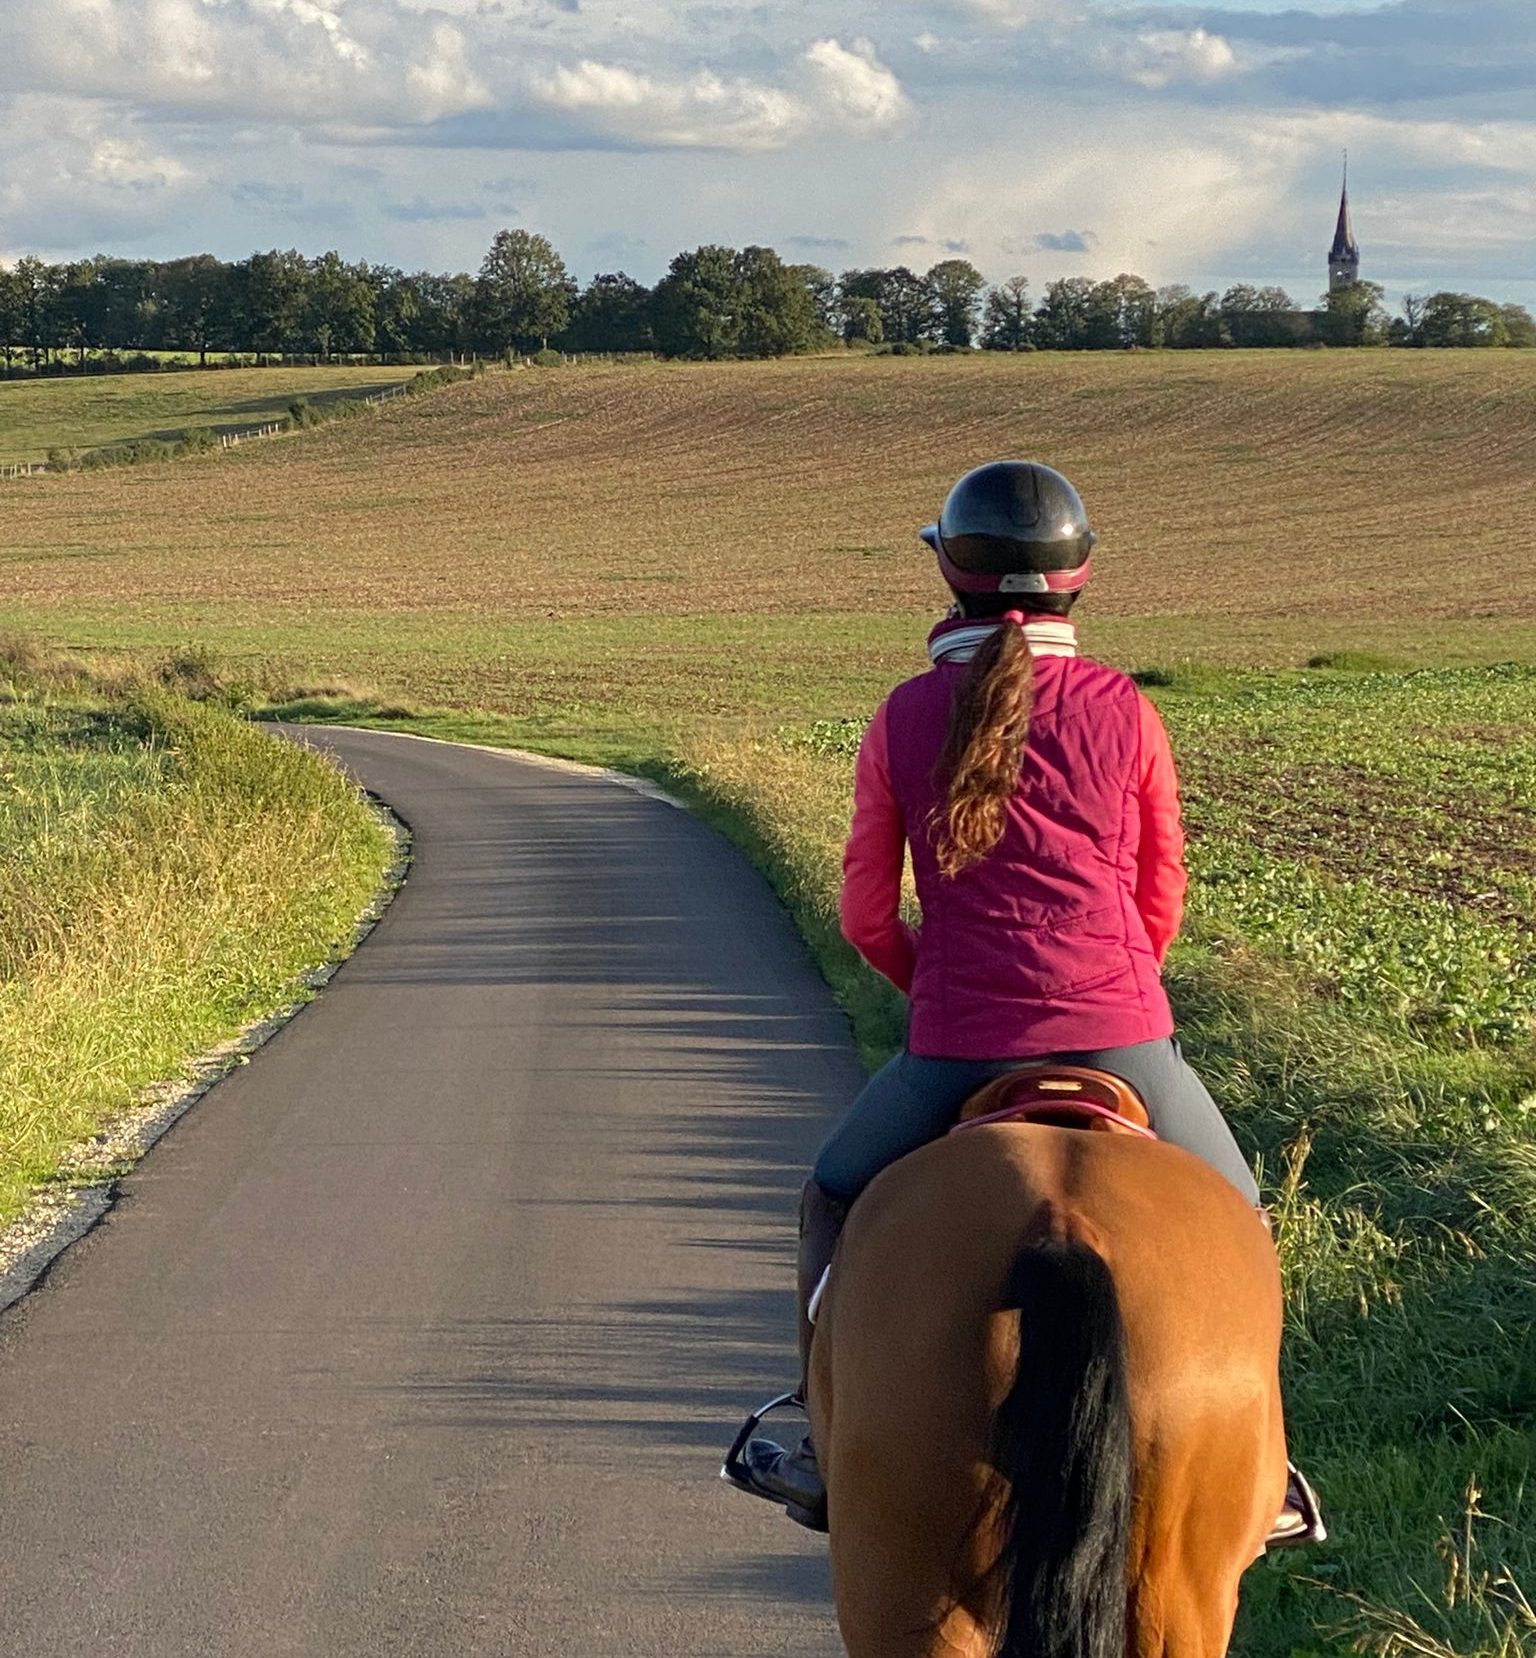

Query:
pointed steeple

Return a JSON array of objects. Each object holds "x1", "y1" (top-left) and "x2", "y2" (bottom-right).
[
  {"x1": 1328, "y1": 155, "x2": 1360, "y2": 292},
  {"x1": 1331, "y1": 158, "x2": 1358, "y2": 259}
]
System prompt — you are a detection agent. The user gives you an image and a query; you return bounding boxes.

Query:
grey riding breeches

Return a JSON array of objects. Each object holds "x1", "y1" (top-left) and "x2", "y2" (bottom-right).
[{"x1": 812, "y1": 1037, "x2": 1260, "y2": 1206}]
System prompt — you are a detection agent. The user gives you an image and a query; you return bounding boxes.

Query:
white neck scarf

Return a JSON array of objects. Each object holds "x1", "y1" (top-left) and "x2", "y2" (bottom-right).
[{"x1": 929, "y1": 617, "x2": 1079, "y2": 666}]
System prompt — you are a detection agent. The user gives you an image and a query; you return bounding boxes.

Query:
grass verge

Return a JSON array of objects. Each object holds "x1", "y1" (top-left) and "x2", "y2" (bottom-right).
[{"x1": 0, "y1": 645, "x2": 397, "y2": 1224}]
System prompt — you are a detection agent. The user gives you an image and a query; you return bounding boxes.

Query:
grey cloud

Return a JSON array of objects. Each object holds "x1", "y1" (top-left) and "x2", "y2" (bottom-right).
[
  {"x1": 383, "y1": 196, "x2": 492, "y2": 222},
  {"x1": 879, "y1": 0, "x2": 1535, "y2": 124},
  {"x1": 1112, "y1": 1, "x2": 1536, "y2": 107},
  {"x1": 1034, "y1": 230, "x2": 1094, "y2": 252},
  {"x1": 395, "y1": 106, "x2": 675, "y2": 153},
  {"x1": 231, "y1": 181, "x2": 304, "y2": 209},
  {"x1": 786, "y1": 233, "x2": 852, "y2": 250},
  {"x1": 1, "y1": 197, "x2": 180, "y2": 254},
  {"x1": 893, "y1": 232, "x2": 972, "y2": 253},
  {"x1": 583, "y1": 230, "x2": 652, "y2": 267}
]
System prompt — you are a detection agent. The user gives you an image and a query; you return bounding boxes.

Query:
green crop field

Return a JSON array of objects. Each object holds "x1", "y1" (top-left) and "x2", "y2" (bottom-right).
[
  {"x1": 1, "y1": 349, "x2": 1533, "y2": 1655},
  {"x1": 0, "y1": 363, "x2": 411, "y2": 464}
]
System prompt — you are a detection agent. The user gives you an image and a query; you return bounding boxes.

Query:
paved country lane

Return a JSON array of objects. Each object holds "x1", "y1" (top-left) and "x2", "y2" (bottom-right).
[{"x1": 0, "y1": 726, "x2": 862, "y2": 1658}]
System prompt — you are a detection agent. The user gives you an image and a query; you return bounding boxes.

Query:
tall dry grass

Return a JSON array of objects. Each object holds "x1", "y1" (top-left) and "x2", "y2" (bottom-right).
[{"x1": 0, "y1": 652, "x2": 395, "y2": 1220}]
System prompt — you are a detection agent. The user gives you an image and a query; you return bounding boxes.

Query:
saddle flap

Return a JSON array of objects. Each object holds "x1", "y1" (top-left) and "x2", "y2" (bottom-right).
[{"x1": 953, "y1": 1065, "x2": 1155, "y2": 1138}]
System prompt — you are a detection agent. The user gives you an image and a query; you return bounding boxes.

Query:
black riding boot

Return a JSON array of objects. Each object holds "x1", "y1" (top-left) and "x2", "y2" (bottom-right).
[
  {"x1": 738, "y1": 1179, "x2": 848, "y2": 1529},
  {"x1": 1256, "y1": 1205, "x2": 1328, "y2": 1549}
]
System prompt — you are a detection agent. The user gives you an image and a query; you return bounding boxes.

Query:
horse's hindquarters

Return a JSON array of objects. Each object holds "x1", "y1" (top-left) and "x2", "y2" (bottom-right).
[{"x1": 812, "y1": 1123, "x2": 1287, "y2": 1658}]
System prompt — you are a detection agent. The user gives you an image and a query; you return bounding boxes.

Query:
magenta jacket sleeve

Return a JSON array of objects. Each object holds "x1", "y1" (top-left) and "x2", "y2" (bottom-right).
[
  {"x1": 840, "y1": 700, "x2": 919, "y2": 993},
  {"x1": 1135, "y1": 693, "x2": 1189, "y2": 967}
]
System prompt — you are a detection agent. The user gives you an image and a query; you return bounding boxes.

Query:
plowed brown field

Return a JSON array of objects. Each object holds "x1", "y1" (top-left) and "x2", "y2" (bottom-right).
[{"x1": 3, "y1": 351, "x2": 1534, "y2": 730}]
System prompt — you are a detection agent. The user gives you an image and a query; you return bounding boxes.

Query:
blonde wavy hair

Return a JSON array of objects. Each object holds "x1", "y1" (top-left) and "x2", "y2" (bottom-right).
[{"x1": 932, "y1": 618, "x2": 1035, "y2": 878}]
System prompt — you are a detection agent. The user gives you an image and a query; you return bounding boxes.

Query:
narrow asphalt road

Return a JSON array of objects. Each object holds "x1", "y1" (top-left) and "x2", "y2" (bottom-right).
[{"x1": 0, "y1": 727, "x2": 864, "y2": 1657}]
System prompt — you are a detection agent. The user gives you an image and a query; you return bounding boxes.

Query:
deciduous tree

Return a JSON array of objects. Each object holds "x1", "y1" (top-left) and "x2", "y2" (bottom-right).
[
  {"x1": 1085, "y1": 273, "x2": 1156, "y2": 349},
  {"x1": 236, "y1": 249, "x2": 310, "y2": 358},
  {"x1": 733, "y1": 246, "x2": 820, "y2": 358},
  {"x1": 1416, "y1": 292, "x2": 1510, "y2": 347},
  {"x1": 1152, "y1": 285, "x2": 1226, "y2": 349},
  {"x1": 1499, "y1": 304, "x2": 1536, "y2": 349},
  {"x1": 650, "y1": 245, "x2": 741, "y2": 359},
  {"x1": 1397, "y1": 293, "x2": 1427, "y2": 347},
  {"x1": 981, "y1": 276, "x2": 1032, "y2": 351},
  {"x1": 927, "y1": 258, "x2": 986, "y2": 348},
  {"x1": 1032, "y1": 277, "x2": 1096, "y2": 350},
  {"x1": 839, "y1": 294, "x2": 883, "y2": 345},
  {"x1": 304, "y1": 252, "x2": 375, "y2": 359},
  {"x1": 787, "y1": 264, "x2": 838, "y2": 340},
  {"x1": 563, "y1": 273, "x2": 654, "y2": 353},
  {"x1": 1317, "y1": 280, "x2": 1389, "y2": 347},
  {"x1": 1221, "y1": 284, "x2": 1304, "y2": 347},
  {"x1": 474, "y1": 229, "x2": 576, "y2": 354},
  {"x1": 368, "y1": 266, "x2": 421, "y2": 358},
  {"x1": 154, "y1": 255, "x2": 234, "y2": 363}
]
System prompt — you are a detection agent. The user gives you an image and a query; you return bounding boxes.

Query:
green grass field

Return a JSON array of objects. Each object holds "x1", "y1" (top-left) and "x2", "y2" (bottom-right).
[
  {"x1": 0, "y1": 364, "x2": 411, "y2": 464},
  {"x1": 1, "y1": 351, "x2": 1533, "y2": 1655}
]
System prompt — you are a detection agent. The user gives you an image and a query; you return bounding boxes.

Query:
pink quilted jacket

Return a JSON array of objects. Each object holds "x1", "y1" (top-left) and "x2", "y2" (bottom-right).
[{"x1": 840, "y1": 623, "x2": 1186, "y2": 1059}]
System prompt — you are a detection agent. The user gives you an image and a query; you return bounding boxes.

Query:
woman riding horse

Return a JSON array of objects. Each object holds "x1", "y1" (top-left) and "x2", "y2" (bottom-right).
[{"x1": 730, "y1": 462, "x2": 1324, "y2": 1573}]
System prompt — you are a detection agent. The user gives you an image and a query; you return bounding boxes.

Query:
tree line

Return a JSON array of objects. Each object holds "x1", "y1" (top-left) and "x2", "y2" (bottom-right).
[{"x1": 2, "y1": 230, "x2": 1531, "y2": 374}]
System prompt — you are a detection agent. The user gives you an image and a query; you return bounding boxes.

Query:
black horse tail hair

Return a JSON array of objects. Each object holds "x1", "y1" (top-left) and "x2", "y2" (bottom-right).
[{"x1": 988, "y1": 1227, "x2": 1132, "y2": 1658}]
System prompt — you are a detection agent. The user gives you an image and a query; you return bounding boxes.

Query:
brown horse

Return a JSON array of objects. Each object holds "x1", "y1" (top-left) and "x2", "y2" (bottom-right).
[{"x1": 806, "y1": 1091, "x2": 1288, "y2": 1658}]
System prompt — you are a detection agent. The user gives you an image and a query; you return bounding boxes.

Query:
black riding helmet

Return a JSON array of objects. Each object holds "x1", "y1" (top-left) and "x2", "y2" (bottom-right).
[{"x1": 920, "y1": 461, "x2": 1097, "y2": 597}]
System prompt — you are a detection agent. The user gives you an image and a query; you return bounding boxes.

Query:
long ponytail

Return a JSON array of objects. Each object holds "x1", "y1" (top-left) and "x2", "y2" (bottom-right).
[{"x1": 933, "y1": 618, "x2": 1035, "y2": 878}]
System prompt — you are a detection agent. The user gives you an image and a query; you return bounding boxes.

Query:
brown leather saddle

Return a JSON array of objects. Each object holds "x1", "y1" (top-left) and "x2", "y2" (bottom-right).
[{"x1": 950, "y1": 1064, "x2": 1157, "y2": 1140}]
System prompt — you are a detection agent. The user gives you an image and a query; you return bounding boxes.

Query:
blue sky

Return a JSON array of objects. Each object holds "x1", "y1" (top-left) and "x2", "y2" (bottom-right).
[{"x1": 0, "y1": 0, "x2": 1531, "y2": 311}]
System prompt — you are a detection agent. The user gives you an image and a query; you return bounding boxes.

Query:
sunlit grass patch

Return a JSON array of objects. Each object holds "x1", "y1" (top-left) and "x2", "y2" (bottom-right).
[
  {"x1": 0, "y1": 364, "x2": 409, "y2": 464},
  {"x1": 0, "y1": 659, "x2": 396, "y2": 1222}
]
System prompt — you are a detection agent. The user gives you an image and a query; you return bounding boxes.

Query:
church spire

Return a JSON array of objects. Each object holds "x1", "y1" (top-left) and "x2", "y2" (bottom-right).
[{"x1": 1328, "y1": 154, "x2": 1360, "y2": 292}]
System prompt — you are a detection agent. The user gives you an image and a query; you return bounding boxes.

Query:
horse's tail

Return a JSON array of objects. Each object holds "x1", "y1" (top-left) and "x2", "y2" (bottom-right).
[{"x1": 988, "y1": 1219, "x2": 1132, "y2": 1658}]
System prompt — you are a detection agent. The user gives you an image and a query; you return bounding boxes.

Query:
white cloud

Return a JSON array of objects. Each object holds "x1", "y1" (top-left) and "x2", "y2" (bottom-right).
[
  {"x1": 533, "y1": 60, "x2": 806, "y2": 149},
  {"x1": 0, "y1": 0, "x2": 476, "y2": 127},
  {"x1": 140, "y1": 0, "x2": 220, "y2": 85},
  {"x1": 250, "y1": 0, "x2": 370, "y2": 68},
  {"x1": 1108, "y1": 27, "x2": 1241, "y2": 91},
  {"x1": 902, "y1": 109, "x2": 1299, "y2": 285},
  {"x1": 88, "y1": 135, "x2": 190, "y2": 189},
  {"x1": 954, "y1": 0, "x2": 1074, "y2": 26},
  {"x1": 0, "y1": 95, "x2": 200, "y2": 253},
  {"x1": 537, "y1": 60, "x2": 655, "y2": 115},
  {"x1": 1375, "y1": 186, "x2": 1536, "y2": 256},
  {"x1": 1315, "y1": 112, "x2": 1536, "y2": 178},
  {"x1": 802, "y1": 38, "x2": 909, "y2": 129},
  {"x1": 0, "y1": 0, "x2": 1531, "y2": 308},
  {"x1": 405, "y1": 22, "x2": 493, "y2": 122},
  {"x1": 890, "y1": 100, "x2": 1536, "y2": 301}
]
